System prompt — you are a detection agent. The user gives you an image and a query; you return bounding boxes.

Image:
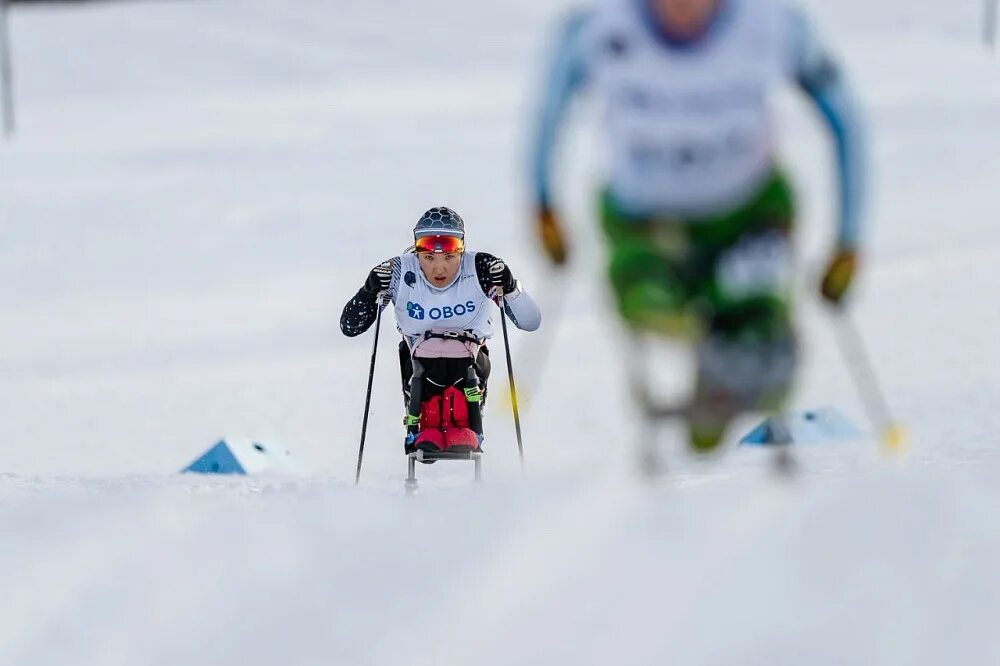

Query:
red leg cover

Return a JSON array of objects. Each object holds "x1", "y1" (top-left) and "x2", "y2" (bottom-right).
[
  {"x1": 420, "y1": 395, "x2": 442, "y2": 430},
  {"x1": 412, "y1": 428, "x2": 445, "y2": 453},
  {"x1": 442, "y1": 386, "x2": 470, "y2": 429},
  {"x1": 443, "y1": 427, "x2": 480, "y2": 453}
]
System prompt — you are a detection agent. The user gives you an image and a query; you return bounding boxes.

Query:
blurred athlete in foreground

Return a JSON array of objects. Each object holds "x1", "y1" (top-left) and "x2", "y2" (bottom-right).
[{"x1": 530, "y1": 0, "x2": 867, "y2": 459}]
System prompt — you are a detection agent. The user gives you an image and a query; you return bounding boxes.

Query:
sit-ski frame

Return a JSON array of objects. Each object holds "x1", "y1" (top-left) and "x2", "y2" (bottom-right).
[
  {"x1": 405, "y1": 450, "x2": 483, "y2": 493},
  {"x1": 626, "y1": 332, "x2": 796, "y2": 476}
]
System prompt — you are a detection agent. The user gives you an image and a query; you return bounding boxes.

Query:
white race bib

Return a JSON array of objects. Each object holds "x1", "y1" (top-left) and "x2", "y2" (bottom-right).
[
  {"x1": 582, "y1": 0, "x2": 792, "y2": 216},
  {"x1": 393, "y1": 252, "x2": 494, "y2": 343}
]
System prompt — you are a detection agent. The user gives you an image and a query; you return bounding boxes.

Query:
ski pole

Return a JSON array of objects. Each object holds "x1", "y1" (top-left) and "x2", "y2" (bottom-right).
[
  {"x1": 514, "y1": 267, "x2": 569, "y2": 415},
  {"x1": 497, "y1": 291, "x2": 526, "y2": 469},
  {"x1": 985, "y1": 0, "x2": 998, "y2": 49},
  {"x1": 831, "y1": 309, "x2": 908, "y2": 454},
  {"x1": 0, "y1": 0, "x2": 14, "y2": 137},
  {"x1": 354, "y1": 296, "x2": 389, "y2": 485}
]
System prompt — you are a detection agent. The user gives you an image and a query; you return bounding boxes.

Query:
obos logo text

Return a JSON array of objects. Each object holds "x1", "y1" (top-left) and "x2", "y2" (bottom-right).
[{"x1": 407, "y1": 301, "x2": 476, "y2": 321}]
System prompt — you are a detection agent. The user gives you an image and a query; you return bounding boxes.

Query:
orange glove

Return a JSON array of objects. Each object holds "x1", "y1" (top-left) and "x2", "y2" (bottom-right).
[
  {"x1": 537, "y1": 206, "x2": 569, "y2": 267},
  {"x1": 820, "y1": 247, "x2": 858, "y2": 306}
]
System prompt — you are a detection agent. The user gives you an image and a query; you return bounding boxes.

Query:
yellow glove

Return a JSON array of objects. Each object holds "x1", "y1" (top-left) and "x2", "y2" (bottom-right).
[
  {"x1": 537, "y1": 207, "x2": 569, "y2": 267},
  {"x1": 820, "y1": 247, "x2": 857, "y2": 306}
]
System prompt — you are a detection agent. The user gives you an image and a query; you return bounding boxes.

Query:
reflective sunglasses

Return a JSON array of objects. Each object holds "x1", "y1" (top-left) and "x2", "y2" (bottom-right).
[{"x1": 414, "y1": 235, "x2": 464, "y2": 254}]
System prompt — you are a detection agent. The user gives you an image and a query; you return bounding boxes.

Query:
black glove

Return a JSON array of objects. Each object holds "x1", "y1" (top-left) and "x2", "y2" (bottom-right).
[
  {"x1": 364, "y1": 261, "x2": 393, "y2": 296},
  {"x1": 486, "y1": 257, "x2": 517, "y2": 294}
]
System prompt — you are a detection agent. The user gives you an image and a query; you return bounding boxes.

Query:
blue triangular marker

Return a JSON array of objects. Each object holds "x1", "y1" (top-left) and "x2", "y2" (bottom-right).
[
  {"x1": 182, "y1": 440, "x2": 247, "y2": 475},
  {"x1": 741, "y1": 421, "x2": 772, "y2": 445},
  {"x1": 740, "y1": 408, "x2": 864, "y2": 446}
]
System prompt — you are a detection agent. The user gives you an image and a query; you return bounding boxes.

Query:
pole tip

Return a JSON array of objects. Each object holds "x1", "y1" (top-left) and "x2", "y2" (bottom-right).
[{"x1": 881, "y1": 424, "x2": 909, "y2": 456}]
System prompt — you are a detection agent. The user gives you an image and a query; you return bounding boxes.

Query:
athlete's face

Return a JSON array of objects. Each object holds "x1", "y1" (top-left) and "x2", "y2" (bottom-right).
[
  {"x1": 651, "y1": 0, "x2": 719, "y2": 35},
  {"x1": 418, "y1": 251, "x2": 463, "y2": 288}
]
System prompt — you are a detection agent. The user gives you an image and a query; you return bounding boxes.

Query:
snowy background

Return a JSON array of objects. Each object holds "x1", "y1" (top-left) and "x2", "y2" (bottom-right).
[{"x1": 3, "y1": 0, "x2": 1000, "y2": 663}]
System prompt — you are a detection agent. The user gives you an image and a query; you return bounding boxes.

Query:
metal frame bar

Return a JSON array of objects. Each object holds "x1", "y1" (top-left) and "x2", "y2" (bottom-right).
[{"x1": 405, "y1": 450, "x2": 482, "y2": 493}]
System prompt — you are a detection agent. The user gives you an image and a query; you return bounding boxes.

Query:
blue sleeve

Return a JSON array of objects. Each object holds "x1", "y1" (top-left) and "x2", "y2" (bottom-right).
[
  {"x1": 530, "y1": 10, "x2": 593, "y2": 209},
  {"x1": 789, "y1": 9, "x2": 868, "y2": 248}
]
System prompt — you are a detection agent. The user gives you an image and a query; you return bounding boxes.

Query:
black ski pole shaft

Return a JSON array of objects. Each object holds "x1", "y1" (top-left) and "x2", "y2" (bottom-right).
[
  {"x1": 0, "y1": 0, "x2": 14, "y2": 137},
  {"x1": 832, "y1": 309, "x2": 907, "y2": 452},
  {"x1": 498, "y1": 294, "x2": 525, "y2": 469},
  {"x1": 355, "y1": 298, "x2": 387, "y2": 485}
]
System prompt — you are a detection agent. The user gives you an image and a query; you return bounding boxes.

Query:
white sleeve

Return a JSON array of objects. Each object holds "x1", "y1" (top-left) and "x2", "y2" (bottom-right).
[{"x1": 502, "y1": 287, "x2": 542, "y2": 332}]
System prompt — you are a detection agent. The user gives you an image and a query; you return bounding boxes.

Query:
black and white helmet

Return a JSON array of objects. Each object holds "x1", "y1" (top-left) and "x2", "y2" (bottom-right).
[{"x1": 413, "y1": 207, "x2": 465, "y2": 240}]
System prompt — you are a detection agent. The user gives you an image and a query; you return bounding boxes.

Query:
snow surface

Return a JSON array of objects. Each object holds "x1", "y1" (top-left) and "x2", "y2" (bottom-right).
[{"x1": 3, "y1": 0, "x2": 1000, "y2": 664}]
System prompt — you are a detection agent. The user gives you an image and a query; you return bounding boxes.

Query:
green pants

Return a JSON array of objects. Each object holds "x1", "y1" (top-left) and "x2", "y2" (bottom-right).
[{"x1": 602, "y1": 173, "x2": 797, "y2": 343}]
